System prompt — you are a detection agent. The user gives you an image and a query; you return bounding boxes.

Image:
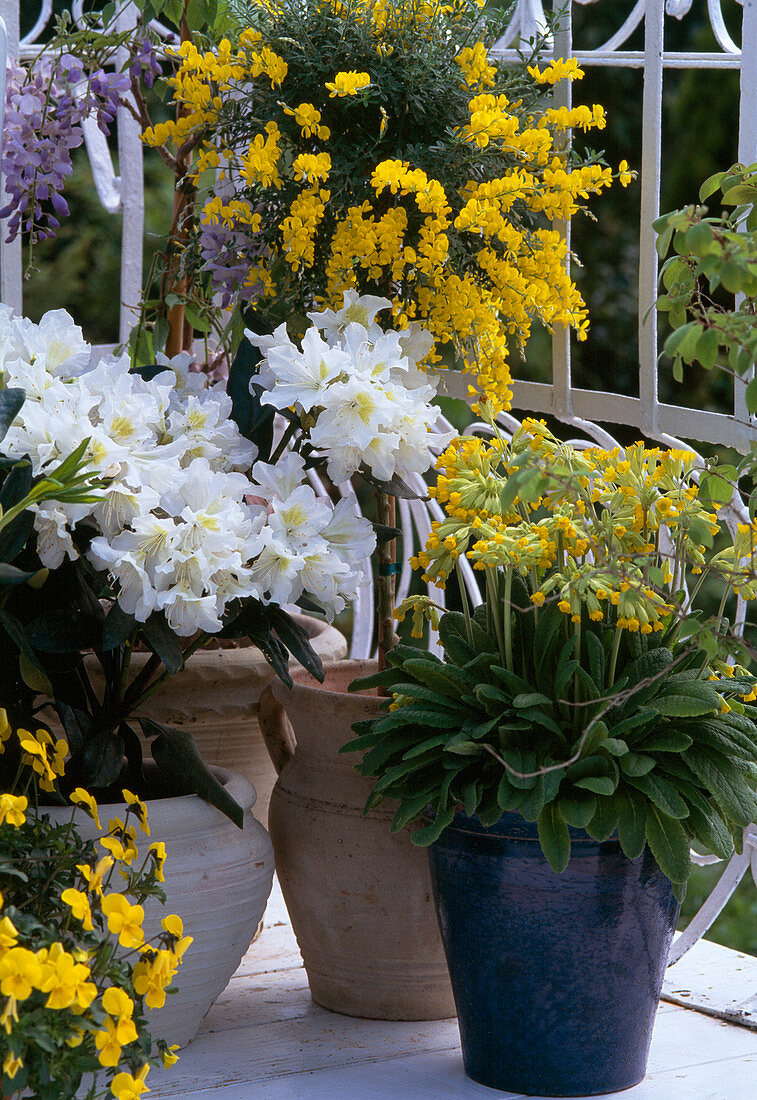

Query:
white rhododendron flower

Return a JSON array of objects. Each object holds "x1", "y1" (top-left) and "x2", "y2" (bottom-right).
[
  {"x1": 247, "y1": 292, "x2": 454, "y2": 486},
  {"x1": 1, "y1": 308, "x2": 376, "y2": 633}
]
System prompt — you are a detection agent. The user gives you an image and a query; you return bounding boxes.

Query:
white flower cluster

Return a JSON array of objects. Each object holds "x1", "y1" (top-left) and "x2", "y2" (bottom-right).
[
  {"x1": 1, "y1": 308, "x2": 374, "y2": 634},
  {"x1": 247, "y1": 291, "x2": 455, "y2": 485}
]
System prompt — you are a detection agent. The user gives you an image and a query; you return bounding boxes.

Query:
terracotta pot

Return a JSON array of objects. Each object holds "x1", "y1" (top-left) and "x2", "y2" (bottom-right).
[
  {"x1": 87, "y1": 613, "x2": 346, "y2": 825},
  {"x1": 46, "y1": 767, "x2": 274, "y2": 1047},
  {"x1": 258, "y1": 659, "x2": 455, "y2": 1021}
]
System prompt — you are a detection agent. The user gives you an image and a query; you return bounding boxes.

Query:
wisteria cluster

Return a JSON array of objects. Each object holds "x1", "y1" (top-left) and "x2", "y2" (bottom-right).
[
  {"x1": 248, "y1": 291, "x2": 455, "y2": 486},
  {"x1": 0, "y1": 55, "x2": 129, "y2": 243},
  {"x1": 0, "y1": 307, "x2": 374, "y2": 633}
]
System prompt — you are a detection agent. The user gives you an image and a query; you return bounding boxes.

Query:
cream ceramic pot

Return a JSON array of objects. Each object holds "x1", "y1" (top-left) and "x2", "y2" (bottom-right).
[{"x1": 47, "y1": 767, "x2": 274, "y2": 1047}]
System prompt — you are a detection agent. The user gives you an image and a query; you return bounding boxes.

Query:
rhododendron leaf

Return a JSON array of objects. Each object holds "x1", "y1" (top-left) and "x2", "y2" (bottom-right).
[
  {"x1": 141, "y1": 718, "x2": 244, "y2": 828},
  {"x1": 141, "y1": 612, "x2": 185, "y2": 675},
  {"x1": 0, "y1": 388, "x2": 24, "y2": 443},
  {"x1": 268, "y1": 605, "x2": 324, "y2": 683}
]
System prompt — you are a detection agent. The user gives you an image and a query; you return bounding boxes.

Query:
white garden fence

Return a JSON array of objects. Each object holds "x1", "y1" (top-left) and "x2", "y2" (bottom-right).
[{"x1": 2, "y1": 0, "x2": 757, "y2": 975}]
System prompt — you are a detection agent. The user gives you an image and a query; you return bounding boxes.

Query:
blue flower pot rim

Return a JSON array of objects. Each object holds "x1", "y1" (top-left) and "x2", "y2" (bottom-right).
[{"x1": 433, "y1": 809, "x2": 617, "y2": 845}]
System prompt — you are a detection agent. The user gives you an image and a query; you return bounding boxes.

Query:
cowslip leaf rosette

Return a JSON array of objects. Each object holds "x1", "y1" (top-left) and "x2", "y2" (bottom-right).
[
  {"x1": 0, "y1": 710, "x2": 184, "y2": 1099},
  {"x1": 343, "y1": 418, "x2": 757, "y2": 895},
  {"x1": 143, "y1": 0, "x2": 633, "y2": 414}
]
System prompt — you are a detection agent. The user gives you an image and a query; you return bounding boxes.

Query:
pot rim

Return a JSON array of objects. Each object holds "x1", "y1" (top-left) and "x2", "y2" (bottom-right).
[{"x1": 271, "y1": 658, "x2": 380, "y2": 701}]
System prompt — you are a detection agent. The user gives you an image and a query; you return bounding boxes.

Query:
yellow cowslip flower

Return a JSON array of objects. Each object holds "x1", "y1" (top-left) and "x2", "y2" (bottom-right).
[
  {"x1": 0, "y1": 946, "x2": 43, "y2": 999},
  {"x1": 325, "y1": 70, "x2": 371, "y2": 97},
  {"x1": 61, "y1": 888, "x2": 95, "y2": 932},
  {"x1": 110, "y1": 1063, "x2": 150, "y2": 1100},
  {"x1": 123, "y1": 789, "x2": 150, "y2": 837},
  {"x1": 101, "y1": 895, "x2": 145, "y2": 950},
  {"x1": 0, "y1": 793, "x2": 27, "y2": 827},
  {"x1": 70, "y1": 788, "x2": 102, "y2": 830},
  {"x1": 2, "y1": 1050, "x2": 22, "y2": 1080}
]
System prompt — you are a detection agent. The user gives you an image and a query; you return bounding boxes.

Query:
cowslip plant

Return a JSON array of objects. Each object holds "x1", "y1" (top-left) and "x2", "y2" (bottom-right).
[
  {"x1": 0, "y1": 712, "x2": 188, "y2": 1100},
  {"x1": 344, "y1": 419, "x2": 757, "y2": 896}
]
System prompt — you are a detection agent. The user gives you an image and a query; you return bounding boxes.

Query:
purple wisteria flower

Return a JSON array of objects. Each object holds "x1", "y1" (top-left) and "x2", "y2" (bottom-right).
[
  {"x1": 199, "y1": 217, "x2": 267, "y2": 308},
  {"x1": 0, "y1": 55, "x2": 130, "y2": 243},
  {"x1": 130, "y1": 38, "x2": 163, "y2": 90}
]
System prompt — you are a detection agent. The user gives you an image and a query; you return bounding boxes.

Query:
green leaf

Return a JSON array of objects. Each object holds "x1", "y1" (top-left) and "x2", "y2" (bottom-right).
[
  {"x1": 141, "y1": 612, "x2": 185, "y2": 675},
  {"x1": 619, "y1": 752, "x2": 656, "y2": 777},
  {"x1": 637, "y1": 730, "x2": 693, "y2": 752},
  {"x1": 19, "y1": 651, "x2": 53, "y2": 696},
  {"x1": 268, "y1": 606, "x2": 324, "y2": 683},
  {"x1": 0, "y1": 607, "x2": 53, "y2": 695},
  {"x1": 0, "y1": 563, "x2": 38, "y2": 586},
  {"x1": 538, "y1": 803, "x2": 571, "y2": 873},
  {"x1": 141, "y1": 718, "x2": 244, "y2": 827},
  {"x1": 558, "y1": 793, "x2": 596, "y2": 828},
  {"x1": 586, "y1": 797, "x2": 620, "y2": 841},
  {"x1": 411, "y1": 806, "x2": 455, "y2": 846},
  {"x1": 513, "y1": 692, "x2": 552, "y2": 708},
  {"x1": 627, "y1": 773, "x2": 689, "y2": 819},
  {"x1": 699, "y1": 170, "x2": 726, "y2": 201},
  {"x1": 102, "y1": 604, "x2": 138, "y2": 651},
  {"x1": 652, "y1": 681, "x2": 721, "y2": 717},
  {"x1": 0, "y1": 388, "x2": 24, "y2": 442},
  {"x1": 645, "y1": 806, "x2": 691, "y2": 883},
  {"x1": 699, "y1": 467, "x2": 736, "y2": 507},
  {"x1": 574, "y1": 775, "x2": 616, "y2": 796},
  {"x1": 617, "y1": 790, "x2": 647, "y2": 859},
  {"x1": 601, "y1": 738, "x2": 629, "y2": 756}
]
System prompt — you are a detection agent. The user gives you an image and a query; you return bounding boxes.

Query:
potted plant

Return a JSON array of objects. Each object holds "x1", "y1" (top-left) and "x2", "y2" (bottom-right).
[
  {"x1": 0, "y1": 304, "x2": 377, "y2": 1040},
  {"x1": 345, "y1": 416, "x2": 757, "y2": 1095},
  {"x1": 0, "y1": 707, "x2": 185, "y2": 1099},
  {"x1": 149, "y1": 0, "x2": 630, "y2": 1019}
]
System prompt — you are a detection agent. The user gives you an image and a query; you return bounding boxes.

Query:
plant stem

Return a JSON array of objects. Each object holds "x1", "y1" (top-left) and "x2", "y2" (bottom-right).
[
  {"x1": 456, "y1": 560, "x2": 474, "y2": 645},
  {"x1": 503, "y1": 567, "x2": 514, "y2": 673},
  {"x1": 608, "y1": 623, "x2": 623, "y2": 686},
  {"x1": 486, "y1": 567, "x2": 507, "y2": 668},
  {"x1": 375, "y1": 489, "x2": 397, "y2": 678}
]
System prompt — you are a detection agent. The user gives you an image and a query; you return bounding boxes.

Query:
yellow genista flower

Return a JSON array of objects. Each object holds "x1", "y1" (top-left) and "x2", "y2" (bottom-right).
[
  {"x1": 456, "y1": 42, "x2": 496, "y2": 88},
  {"x1": 527, "y1": 57, "x2": 585, "y2": 84},
  {"x1": 162, "y1": 1045, "x2": 180, "y2": 1068},
  {"x1": 325, "y1": 70, "x2": 371, "y2": 97},
  {"x1": 618, "y1": 159, "x2": 634, "y2": 187}
]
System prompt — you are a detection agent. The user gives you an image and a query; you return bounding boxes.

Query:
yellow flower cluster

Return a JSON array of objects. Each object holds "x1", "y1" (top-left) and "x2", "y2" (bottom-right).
[
  {"x1": 145, "y1": 4, "x2": 630, "y2": 416},
  {"x1": 0, "y1": 723, "x2": 188, "y2": 1095},
  {"x1": 408, "y1": 419, "x2": 731, "y2": 636}
]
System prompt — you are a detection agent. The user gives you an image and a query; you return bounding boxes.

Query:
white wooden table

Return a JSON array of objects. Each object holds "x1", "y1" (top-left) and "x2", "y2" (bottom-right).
[{"x1": 146, "y1": 880, "x2": 757, "y2": 1099}]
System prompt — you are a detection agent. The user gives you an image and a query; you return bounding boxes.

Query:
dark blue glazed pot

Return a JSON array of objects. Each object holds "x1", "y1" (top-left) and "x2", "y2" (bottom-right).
[{"x1": 428, "y1": 812, "x2": 680, "y2": 1096}]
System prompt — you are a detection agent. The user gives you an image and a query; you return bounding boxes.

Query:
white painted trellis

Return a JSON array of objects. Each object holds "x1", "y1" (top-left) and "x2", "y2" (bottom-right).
[{"x1": 2, "y1": 0, "x2": 757, "y2": 1013}]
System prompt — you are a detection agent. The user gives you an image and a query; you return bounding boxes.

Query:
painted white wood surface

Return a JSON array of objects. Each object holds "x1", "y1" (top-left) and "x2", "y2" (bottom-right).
[{"x1": 144, "y1": 879, "x2": 757, "y2": 1100}]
